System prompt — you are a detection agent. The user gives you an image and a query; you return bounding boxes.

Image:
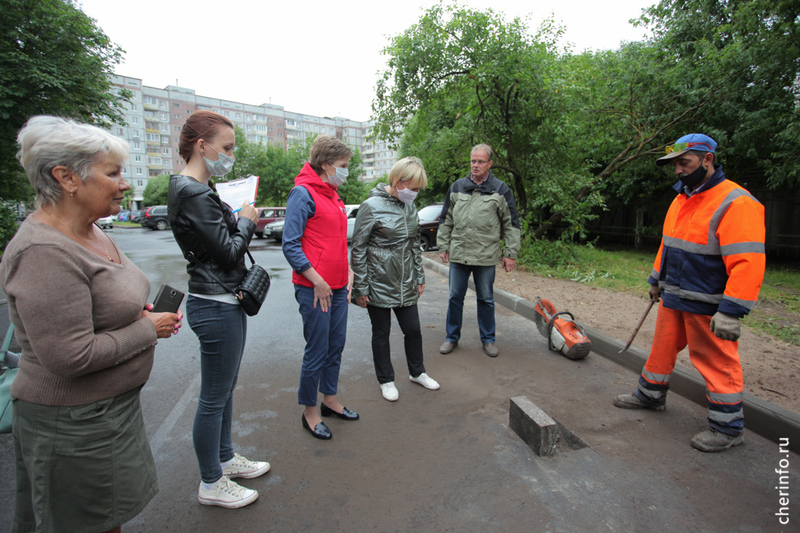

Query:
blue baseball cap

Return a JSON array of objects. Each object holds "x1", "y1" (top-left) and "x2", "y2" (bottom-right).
[{"x1": 656, "y1": 133, "x2": 717, "y2": 166}]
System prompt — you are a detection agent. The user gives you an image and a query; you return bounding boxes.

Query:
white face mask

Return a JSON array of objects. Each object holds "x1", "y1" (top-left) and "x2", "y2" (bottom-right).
[
  {"x1": 327, "y1": 165, "x2": 348, "y2": 187},
  {"x1": 203, "y1": 143, "x2": 235, "y2": 177},
  {"x1": 396, "y1": 185, "x2": 418, "y2": 205}
]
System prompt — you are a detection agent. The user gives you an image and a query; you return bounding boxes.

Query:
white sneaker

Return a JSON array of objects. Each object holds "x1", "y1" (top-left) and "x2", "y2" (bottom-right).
[
  {"x1": 410, "y1": 373, "x2": 440, "y2": 390},
  {"x1": 198, "y1": 476, "x2": 258, "y2": 508},
  {"x1": 380, "y1": 382, "x2": 399, "y2": 401},
  {"x1": 222, "y1": 453, "x2": 271, "y2": 479}
]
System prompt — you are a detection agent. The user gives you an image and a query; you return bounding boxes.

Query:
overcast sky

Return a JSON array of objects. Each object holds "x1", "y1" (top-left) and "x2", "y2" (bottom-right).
[{"x1": 78, "y1": 0, "x2": 656, "y2": 122}]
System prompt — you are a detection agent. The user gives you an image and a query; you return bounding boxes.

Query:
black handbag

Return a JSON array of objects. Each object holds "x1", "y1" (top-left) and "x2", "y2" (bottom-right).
[{"x1": 189, "y1": 250, "x2": 270, "y2": 316}]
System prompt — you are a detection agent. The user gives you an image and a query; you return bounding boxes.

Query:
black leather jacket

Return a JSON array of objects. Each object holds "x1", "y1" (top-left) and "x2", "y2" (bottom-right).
[{"x1": 168, "y1": 174, "x2": 255, "y2": 294}]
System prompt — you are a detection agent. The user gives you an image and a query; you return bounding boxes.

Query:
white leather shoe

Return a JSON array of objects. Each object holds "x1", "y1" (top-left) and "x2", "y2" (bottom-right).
[
  {"x1": 380, "y1": 382, "x2": 399, "y2": 401},
  {"x1": 410, "y1": 373, "x2": 440, "y2": 390}
]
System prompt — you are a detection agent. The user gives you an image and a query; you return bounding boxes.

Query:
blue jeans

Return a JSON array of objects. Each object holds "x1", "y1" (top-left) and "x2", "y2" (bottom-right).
[
  {"x1": 295, "y1": 285, "x2": 348, "y2": 406},
  {"x1": 446, "y1": 262, "x2": 496, "y2": 344},
  {"x1": 186, "y1": 296, "x2": 247, "y2": 484}
]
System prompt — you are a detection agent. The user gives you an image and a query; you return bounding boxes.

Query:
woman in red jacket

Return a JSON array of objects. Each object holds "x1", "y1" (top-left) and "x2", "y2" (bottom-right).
[{"x1": 282, "y1": 135, "x2": 358, "y2": 440}]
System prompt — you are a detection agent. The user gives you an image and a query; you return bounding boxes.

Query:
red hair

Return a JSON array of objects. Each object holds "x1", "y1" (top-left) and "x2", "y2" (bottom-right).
[{"x1": 179, "y1": 111, "x2": 234, "y2": 163}]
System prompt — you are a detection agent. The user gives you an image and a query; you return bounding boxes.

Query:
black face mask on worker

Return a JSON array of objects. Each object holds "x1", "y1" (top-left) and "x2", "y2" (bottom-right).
[{"x1": 679, "y1": 163, "x2": 708, "y2": 190}]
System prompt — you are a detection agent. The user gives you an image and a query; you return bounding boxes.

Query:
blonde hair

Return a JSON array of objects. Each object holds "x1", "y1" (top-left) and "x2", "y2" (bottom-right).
[
  {"x1": 17, "y1": 115, "x2": 129, "y2": 208},
  {"x1": 388, "y1": 156, "x2": 428, "y2": 189}
]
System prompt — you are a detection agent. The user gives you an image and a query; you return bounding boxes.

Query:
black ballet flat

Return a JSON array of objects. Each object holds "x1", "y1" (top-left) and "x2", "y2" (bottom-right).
[
  {"x1": 301, "y1": 413, "x2": 332, "y2": 439},
  {"x1": 320, "y1": 403, "x2": 360, "y2": 421}
]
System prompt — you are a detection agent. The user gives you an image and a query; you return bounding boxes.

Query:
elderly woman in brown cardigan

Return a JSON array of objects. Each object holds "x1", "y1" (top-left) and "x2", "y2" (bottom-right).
[{"x1": 1, "y1": 116, "x2": 182, "y2": 533}]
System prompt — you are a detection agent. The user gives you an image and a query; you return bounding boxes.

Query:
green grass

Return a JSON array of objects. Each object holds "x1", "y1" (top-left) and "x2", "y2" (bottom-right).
[{"x1": 518, "y1": 242, "x2": 800, "y2": 346}]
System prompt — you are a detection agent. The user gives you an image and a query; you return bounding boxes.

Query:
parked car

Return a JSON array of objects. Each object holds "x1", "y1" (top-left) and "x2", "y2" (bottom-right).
[
  {"x1": 345, "y1": 204, "x2": 360, "y2": 242},
  {"x1": 140, "y1": 205, "x2": 170, "y2": 230},
  {"x1": 254, "y1": 207, "x2": 286, "y2": 238},
  {"x1": 417, "y1": 203, "x2": 444, "y2": 251},
  {"x1": 129, "y1": 209, "x2": 143, "y2": 223},
  {"x1": 115, "y1": 210, "x2": 130, "y2": 222},
  {"x1": 263, "y1": 219, "x2": 284, "y2": 241},
  {"x1": 97, "y1": 215, "x2": 114, "y2": 230}
]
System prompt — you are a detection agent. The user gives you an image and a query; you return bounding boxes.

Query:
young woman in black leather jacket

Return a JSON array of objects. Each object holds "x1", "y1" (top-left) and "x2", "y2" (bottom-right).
[{"x1": 168, "y1": 111, "x2": 269, "y2": 509}]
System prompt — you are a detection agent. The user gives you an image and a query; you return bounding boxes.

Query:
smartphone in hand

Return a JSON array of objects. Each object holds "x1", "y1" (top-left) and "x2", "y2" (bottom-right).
[{"x1": 151, "y1": 284, "x2": 184, "y2": 314}]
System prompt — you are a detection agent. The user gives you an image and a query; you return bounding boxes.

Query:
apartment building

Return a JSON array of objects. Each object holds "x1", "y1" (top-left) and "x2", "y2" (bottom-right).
[{"x1": 109, "y1": 75, "x2": 397, "y2": 208}]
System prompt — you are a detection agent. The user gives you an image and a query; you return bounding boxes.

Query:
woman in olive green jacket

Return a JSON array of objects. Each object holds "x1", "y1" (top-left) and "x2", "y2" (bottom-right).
[{"x1": 350, "y1": 157, "x2": 440, "y2": 402}]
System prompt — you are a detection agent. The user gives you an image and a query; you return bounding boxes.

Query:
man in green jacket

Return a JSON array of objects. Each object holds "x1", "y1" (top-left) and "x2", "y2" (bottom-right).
[{"x1": 437, "y1": 144, "x2": 521, "y2": 357}]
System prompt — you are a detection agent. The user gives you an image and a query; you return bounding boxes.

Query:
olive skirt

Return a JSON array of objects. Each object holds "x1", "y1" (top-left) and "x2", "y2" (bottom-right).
[{"x1": 12, "y1": 385, "x2": 158, "y2": 533}]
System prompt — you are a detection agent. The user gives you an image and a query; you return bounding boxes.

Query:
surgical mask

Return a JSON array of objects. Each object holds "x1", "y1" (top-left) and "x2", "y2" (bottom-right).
[
  {"x1": 396, "y1": 185, "x2": 418, "y2": 205},
  {"x1": 679, "y1": 163, "x2": 708, "y2": 191},
  {"x1": 203, "y1": 143, "x2": 235, "y2": 177},
  {"x1": 327, "y1": 165, "x2": 348, "y2": 187}
]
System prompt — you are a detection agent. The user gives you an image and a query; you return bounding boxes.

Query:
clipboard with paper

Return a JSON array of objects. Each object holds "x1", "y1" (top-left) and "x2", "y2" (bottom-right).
[{"x1": 216, "y1": 175, "x2": 260, "y2": 212}]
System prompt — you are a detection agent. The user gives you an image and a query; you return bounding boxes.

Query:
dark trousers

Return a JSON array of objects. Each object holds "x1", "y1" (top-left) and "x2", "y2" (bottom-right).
[
  {"x1": 295, "y1": 285, "x2": 349, "y2": 406},
  {"x1": 367, "y1": 304, "x2": 425, "y2": 384}
]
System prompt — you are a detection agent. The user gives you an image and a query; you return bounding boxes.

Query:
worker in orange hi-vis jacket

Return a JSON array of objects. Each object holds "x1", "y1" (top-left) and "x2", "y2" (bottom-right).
[{"x1": 613, "y1": 133, "x2": 766, "y2": 453}]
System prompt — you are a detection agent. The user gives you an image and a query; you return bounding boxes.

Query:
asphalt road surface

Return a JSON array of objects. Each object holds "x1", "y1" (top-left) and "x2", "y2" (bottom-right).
[{"x1": 0, "y1": 226, "x2": 797, "y2": 532}]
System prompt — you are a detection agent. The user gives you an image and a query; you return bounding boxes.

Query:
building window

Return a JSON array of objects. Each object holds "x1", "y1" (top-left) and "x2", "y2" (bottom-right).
[
  {"x1": 158, "y1": 101, "x2": 167, "y2": 109},
  {"x1": 173, "y1": 103, "x2": 180, "y2": 107},
  {"x1": 117, "y1": 127, "x2": 124, "y2": 135},
  {"x1": 144, "y1": 96, "x2": 155, "y2": 104},
  {"x1": 137, "y1": 180, "x2": 144, "y2": 187},
  {"x1": 160, "y1": 112, "x2": 168, "y2": 120},
  {"x1": 134, "y1": 155, "x2": 142, "y2": 162},
  {"x1": 133, "y1": 141, "x2": 141, "y2": 150},
  {"x1": 136, "y1": 168, "x2": 143, "y2": 175},
  {"x1": 162, "y1": 148, "x2": 170, "y2": 155},
  {"x1": 173, "y1": 114, "x2": 181, "y2": 119}
]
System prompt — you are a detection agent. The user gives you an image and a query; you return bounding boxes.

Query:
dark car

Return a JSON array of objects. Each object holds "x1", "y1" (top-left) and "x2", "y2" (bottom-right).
[
  {"x1": 417, "y1": 203, "x2": 443, "y2": 251},
  {"x1": 254, "y1": 207, "x2": 286, "y2": 238},
  {"x1": 140, "y1": 205, "x2": 170, "y2": 230}
]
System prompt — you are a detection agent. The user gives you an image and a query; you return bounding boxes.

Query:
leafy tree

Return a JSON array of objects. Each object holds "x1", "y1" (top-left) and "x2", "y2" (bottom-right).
[
  {"x1": 636, "y1": 0, "x2": 800, "y2": 189},
  {"x1": 373, "y1": 3, "x2": 603, "y2": 240},
  {"x1": 143, "y1": 174, "x2": 169, "y2": 206},
  {"x1": 0, "y1": 0, "x2": 130, "y2": 201}
]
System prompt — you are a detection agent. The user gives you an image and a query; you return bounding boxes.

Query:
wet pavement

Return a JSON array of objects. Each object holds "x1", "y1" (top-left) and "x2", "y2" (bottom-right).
[{"x1": 0, "y1": 227, "x2": 797, "y2": 532}]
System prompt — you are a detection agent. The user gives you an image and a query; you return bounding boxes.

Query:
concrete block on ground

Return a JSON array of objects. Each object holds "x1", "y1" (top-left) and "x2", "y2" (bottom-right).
[{"x1": 510, "y1": 396, "x2": 558, "y2": 456}]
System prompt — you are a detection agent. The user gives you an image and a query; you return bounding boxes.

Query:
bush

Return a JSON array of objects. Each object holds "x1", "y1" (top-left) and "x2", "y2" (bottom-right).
[{"x1": 0, "y1": 200, "x2": 20, "y2": 254}]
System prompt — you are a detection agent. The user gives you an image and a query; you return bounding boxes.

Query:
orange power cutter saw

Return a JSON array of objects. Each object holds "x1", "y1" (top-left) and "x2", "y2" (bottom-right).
[{"x1": 534, "y1": 297, "x2": 592, "y2": 360}]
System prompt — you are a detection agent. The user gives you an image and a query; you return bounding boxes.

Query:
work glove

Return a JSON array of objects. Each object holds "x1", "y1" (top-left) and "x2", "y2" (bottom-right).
[
  {"x1": 648, "y1": 284, "x2": 661, "y2": 302},
  {"x1": 710, "y1": 311, "x2": 741, "y2": 341}
]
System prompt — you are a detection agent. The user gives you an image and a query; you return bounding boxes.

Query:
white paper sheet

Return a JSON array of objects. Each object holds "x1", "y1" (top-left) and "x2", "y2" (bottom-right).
[{"x1": 215, "y1": 175, "x2": 260, "y2": 212}]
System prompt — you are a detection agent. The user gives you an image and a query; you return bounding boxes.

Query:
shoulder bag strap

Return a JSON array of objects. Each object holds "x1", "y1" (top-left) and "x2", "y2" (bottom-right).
[{"x1": 187, "y1": 251, "x2": 241, "y2": 299}]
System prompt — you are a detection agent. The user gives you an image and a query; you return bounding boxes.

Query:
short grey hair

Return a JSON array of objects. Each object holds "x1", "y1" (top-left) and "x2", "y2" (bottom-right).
[
  {"x1": 16, "y1": 116, "x2": 130, "y2": 208},
  {"x1": 471, "y1": 143, "x2": 493, "y2": 161}
]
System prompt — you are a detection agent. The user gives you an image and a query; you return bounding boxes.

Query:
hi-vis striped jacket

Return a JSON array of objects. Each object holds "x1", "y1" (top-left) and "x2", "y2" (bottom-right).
[{"x1": 647, "y1": 166, "x2": 766, "y2": 318}]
